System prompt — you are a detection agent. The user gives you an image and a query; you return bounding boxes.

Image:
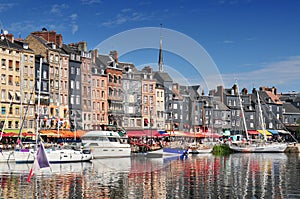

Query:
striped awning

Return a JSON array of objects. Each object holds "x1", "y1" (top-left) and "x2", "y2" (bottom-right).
[
  {"x1": 277, "y1": 130, "x2": 291, "y2": 134},
  {"x1": 257, "y1": 130, "x2": 272, "y2": 136},
  {"x1": 247, "y1": 130, "x2": 260, "y2": 135},
  {"x1": 267, "y1": 129, "x2": 279, "y2": 135}
]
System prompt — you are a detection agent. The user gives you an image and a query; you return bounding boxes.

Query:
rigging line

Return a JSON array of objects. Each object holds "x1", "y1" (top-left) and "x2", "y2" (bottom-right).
[
  {"x1": 17, "y1": 80, "x2": 37, "y2": 144},
  {"x1": 260, "y1": 94, "x2": 298, "y2": 143},
  {"x1": 0, "y1": 96, "x2": 14, "y2": 141}
]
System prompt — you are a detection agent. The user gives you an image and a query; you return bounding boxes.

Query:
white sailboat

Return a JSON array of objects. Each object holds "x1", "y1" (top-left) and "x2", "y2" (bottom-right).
[
  {"x1": 229, "y1": 90, "x2": 288, "y2": 153},
  {"x1": 14, "y1": 57, "x2": 92, "y2": 163}
]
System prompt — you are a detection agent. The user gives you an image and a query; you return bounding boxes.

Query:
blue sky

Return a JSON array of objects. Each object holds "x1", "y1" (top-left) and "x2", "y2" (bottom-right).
[{"x1": 1, "y1": 0, "x2": 299, "y2": 93}]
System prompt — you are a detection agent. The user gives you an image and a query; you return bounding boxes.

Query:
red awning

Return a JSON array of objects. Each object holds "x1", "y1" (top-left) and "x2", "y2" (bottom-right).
[
  {"x1": 127, "y1": 130, "x2": 161, "y2": 137},
  {"x1": 248, "y1": 130, "x2": 260, "y2": 135}
]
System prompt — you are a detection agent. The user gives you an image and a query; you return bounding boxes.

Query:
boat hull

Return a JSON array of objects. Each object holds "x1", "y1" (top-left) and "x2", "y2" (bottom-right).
[
  {"x1": 229, "y1": 143, "x2": 288, "y2": 153},
  {"x1": 0, "y1": 150, "x2": 15, "y2": 163},
  {"x1": 90, "y1": 147, "x2": 132, "y2": 159},
  {"x1": 14, "y1": 148, "x2": 92, "y2": 163},
  {"x1": 146, "y1": 148, "x2": 188, "y2": 158}
]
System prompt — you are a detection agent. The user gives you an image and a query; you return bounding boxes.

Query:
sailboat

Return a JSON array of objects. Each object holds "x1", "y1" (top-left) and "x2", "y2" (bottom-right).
[
  {"x1": 14, "y1": 58, "x2": 92, "y2": 163},
  {"x1": 229, "y1": 90, "x2": 288, "y2": 153}
]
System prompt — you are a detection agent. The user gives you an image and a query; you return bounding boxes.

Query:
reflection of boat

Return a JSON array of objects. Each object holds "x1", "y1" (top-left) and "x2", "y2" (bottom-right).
[
  {"x1": 0, "y1": 161, "x2": 92, "y2": 174},
  {"x1": 81, "y1": 130, "x2": 131, "y2": 158}
]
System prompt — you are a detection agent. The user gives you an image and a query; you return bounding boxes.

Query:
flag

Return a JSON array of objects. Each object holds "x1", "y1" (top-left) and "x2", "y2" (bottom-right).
[{"x1": 27, "y1": 142, "x2": 50, "y2": 182}]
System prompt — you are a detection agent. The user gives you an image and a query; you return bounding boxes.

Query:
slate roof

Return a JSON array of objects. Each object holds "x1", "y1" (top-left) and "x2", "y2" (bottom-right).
[
  {"x1": 283, "y1": 102, "x2": 300, "y2": 114},
  {"x1": 153, "y1": 71, "x2": 173, "y2": 84},
  {"x1": 0, "y1": 37, "x2": 33, "y2": 53}
]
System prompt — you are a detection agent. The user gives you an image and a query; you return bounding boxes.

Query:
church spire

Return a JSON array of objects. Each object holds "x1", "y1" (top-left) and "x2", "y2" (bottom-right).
[{"x1": 158, "y1": 24, "x2": 163, "y2": 72}]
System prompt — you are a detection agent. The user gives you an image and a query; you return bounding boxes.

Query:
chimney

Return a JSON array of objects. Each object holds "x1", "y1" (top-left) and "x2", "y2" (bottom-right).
[
  {"x1": 6, "y1": 34, "x2": 14, "y2": 42},
  {"x1": 232, "y1": 84, "x2": 238, "y2": 95},
  {"x1": 216, "y1": 85, "x2": 224, "y2": 103},
  {"x1": 31, "y1": 29, "x2": 63, "y2": 47},
  {"x1": 109, "y1": 50, "x2": 118, "y2": 63},
  {"x1": 242, "y1": 88, "x2": 248, "y2": 95},
  {"x1": 90, "y1": 49, "x2": 98, "y2": 63},
  {"x1": 78, "y1": 41, "x2": 87, "y2": 52}
]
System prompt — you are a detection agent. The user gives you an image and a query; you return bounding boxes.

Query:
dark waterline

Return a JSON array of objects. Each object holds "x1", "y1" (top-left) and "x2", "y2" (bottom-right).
[{"x1": 0, "y1": 153, "x2": 299, "y2": 199}]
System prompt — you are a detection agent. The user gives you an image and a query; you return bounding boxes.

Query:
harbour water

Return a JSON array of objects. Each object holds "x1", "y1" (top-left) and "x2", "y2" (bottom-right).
[{"x1": 0, "y1": 153, "x2": 299, "y2": 199}]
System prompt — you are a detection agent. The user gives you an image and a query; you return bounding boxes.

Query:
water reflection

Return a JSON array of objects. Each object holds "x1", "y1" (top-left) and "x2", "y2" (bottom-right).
[{"x1": 0, "y1": 153, "x2": 299, "y2": 198}]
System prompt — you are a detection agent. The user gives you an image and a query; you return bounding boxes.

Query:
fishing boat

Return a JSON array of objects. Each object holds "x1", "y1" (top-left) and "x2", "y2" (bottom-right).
[
  {"x1": 188, "y1": 142, "x2": 213, "y2": 154},
  {"x1": 81, "y1": 130, "x2": 131, "y2": 158},
  {"x1": 145, "y1": 141, "x2": 188, "y2": 158},
  {"x1": 229, "y1": 89, "x2": 288, "y2": 153}
]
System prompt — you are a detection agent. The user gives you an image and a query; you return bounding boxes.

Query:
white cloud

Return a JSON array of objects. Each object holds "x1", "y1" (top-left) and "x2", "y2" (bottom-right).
[
  {"x1": 70, "y1": 14, "x2": 78, "y2": 21},
  {"x1": 222, "y1": 56, "x2": 300, "y2": 92},
  {"x1": 223, "y1": 40, "x2": 234, "y2": 44},
  {"x1": 81, "y1": 0, "x2": 101, "y2": 5},
  {"x1": 6, "y1": 21, "x2": 39, "y2": 35},
  {"x1": 101, "y1": 10, "x2": 149, "y2": 27},
  {"x1": 50, "y1": 4, "x2": 69, "y2": 15},
  {"x1": 0, "y1": 3, "x2": 15, "y2": 13},
  {"x1": 72, "y1": 24, "x2": 79, "y2": 35}
]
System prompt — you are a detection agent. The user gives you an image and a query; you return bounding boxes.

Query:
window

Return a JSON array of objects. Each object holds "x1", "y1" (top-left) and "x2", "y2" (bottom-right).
[
  {"x1": 1, "y1": 90, "x2": 5, "y2": 100},
  {"x1": 76, "y1": 67, "x2": 80, "y2": 75},
  {"x1": 149, "y1": 84, "x2": 153, "y2": 93},
  {"x1": 76, "y1": 95, "x2": 80, "y2": 104},
  {"x1": 143, "y1": 84, "x2": 148, "y2": 92},
  {"x1": 8, "y1": 75, "x2": 13, "y2": 85},
  {"x1": 76, "y1": 81, "x2": 80, "y2": 89},
  {"x1": 149, "y1": 96, "x2": 153, "y2": 104},
  {"x1": 101, "y1": 80, "x2": 104, "y2": 87},
  {"x1": 1, "y1": 74, "x2": 5, "y2": 84},
  {"x1": 1, "y1": 107, "x2": 5, "y2": 115},
  {"x1": 70, "y1": 80, "x2": 74, "y2": 89},
  {"x1": 143, "y1": 96, "x2": 148, "y2": 103},
  {"x1": 1, "y1": 59, "x2": 6, "y2": 68},
  {"x1": 173, "y1": 104, "x2": 177, "y2": 109},
  {"x1": 71, "y1": 67, "x2": 75, "y2": 74},
  {"x1": 70, "y1": 95, "x2": 74, "y2": 104},
  {"x1": 8, "y1": 60, "x2": 13, "y2": 70}
]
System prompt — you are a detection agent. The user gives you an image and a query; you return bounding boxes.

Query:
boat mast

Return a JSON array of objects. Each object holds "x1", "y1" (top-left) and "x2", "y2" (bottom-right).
[
  {"x1": 36, "y1": 57, "x2": 43, "y2": 146},
  {"x1": 237, "y1": 82, "x2": 249, "y2": 140},
  {"x1": 257, "y1": 91, "x2": 267, "y2": 141},
  {"x1": 57, "y1": 60, "x2": 62, "y2": 139}
]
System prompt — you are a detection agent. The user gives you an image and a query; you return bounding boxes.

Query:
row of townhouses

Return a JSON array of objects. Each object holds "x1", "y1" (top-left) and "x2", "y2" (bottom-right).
[{"x1": 0, "y1": 28, "x2": 300, "y2": 138}]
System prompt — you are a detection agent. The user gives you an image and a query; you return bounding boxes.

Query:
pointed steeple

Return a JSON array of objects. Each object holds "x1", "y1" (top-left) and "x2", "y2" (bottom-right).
[{"x1": 158, "y1": 24, "x2": 163, "y2": 72}]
